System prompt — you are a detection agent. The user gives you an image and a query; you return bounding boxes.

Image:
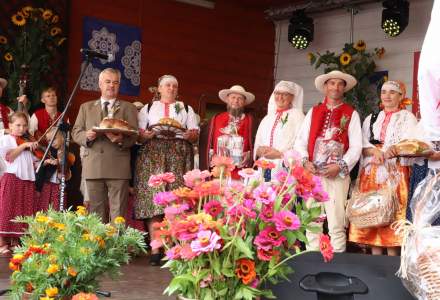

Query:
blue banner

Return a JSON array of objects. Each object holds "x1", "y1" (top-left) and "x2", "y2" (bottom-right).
[{"x1": 81, "y1": 16, "x2": 142, "y2": 96}]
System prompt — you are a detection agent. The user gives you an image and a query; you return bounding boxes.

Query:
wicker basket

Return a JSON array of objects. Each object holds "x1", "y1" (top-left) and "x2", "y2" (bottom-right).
[
  {"x1": 347, "y1": 188, "x2": 396, "y2": 229},
  {"x1": 416, "y1": 250, "x2": 440, "y2": 300}
]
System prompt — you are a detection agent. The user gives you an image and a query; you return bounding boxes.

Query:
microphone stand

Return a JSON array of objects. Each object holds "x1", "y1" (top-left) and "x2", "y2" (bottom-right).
[{"x1": 36, "y1": 54, "x2": 93, "y2": 211}]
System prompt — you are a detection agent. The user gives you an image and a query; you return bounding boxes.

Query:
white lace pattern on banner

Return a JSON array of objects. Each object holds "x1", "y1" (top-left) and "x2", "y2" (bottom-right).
[
  {"x1": 121, "y1": 40, "x2": 141, "y2": 86},
  {"x1": 80, "y1": 64, "x2": 100, "y2": 91},
  {"x1": 87, "y1": 27, "x2": 120, "y2": 64}
]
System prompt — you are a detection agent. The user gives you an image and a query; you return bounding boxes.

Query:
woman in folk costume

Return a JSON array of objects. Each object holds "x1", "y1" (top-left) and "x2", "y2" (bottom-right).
[
  {"x1": 348, "y1": 80, "x2": 417, "y2": 256},
  {"x1": 134, "y1": 74, "x2": 199, "y2": 265},
  {"x1": 254, "y1": 81, "x2": 305, "y2": 177}
]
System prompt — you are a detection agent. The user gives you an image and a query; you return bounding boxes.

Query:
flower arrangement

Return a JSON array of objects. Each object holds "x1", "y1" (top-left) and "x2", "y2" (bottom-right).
[
  {"x1": 151, "y1": 154, "x2": 333, "y2": 299},
  {"x1": 308, "y1": 40, "x2": 386, "y2": 119},
  {"x1": 0, "y1": 6, "x2": 66, "y2": 110},
  {"x1": 8, "y1": 207, "x2": 146, "y2": 300}
]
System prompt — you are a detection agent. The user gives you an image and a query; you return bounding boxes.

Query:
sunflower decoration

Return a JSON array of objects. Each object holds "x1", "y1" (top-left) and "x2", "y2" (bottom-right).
[
  {"x1": 339, "y1": 52, "x2": 351, "y2": 65},
  {"x1": 52, "y1": 15, "x2": 59, "y2": 24},
  {"x1": 57, "y1": 37, "x2": 67, "y2": 46},
  {"x1": 50, "y1": 27, "x2": 62, "y2": 37},
  {"x1": 307, "y1": 52, "x2": 316, "y2": 64},
  {"x1": 42, "y1": 9, "x2": 53, "y2": 21},
  {"x1": 4, "y1": 53, "x2": 13, "y2": 62},
  {"x1": 354, "y1": 40, "x2": 366, "y2": 52},
  {"x1": 0, "y1": 36, "x2": 7, "y2": 45},
  {"x1": 21, "y1": 6, "x2": 33, "y2": 18},
  {"x1": 11, "y1": 12, "x2": 26, "y2": 26}
]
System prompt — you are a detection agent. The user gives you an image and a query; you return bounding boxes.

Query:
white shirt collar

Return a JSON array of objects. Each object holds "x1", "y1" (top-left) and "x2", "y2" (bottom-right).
[{"x1": 100, "y1": 98, "x2": 116, "y2": 108}]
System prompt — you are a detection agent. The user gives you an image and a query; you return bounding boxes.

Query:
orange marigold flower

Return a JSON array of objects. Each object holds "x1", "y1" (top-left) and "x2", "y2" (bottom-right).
[
  {"x1": 67, "y1": 266, "x2": 78, "y2": 277},
  {"x1": 25, "y1": 282, "x2": 33, "y2": 292},
  {"x1": 235, "y1": 258, "x2": 256, "y2": 285},
  {"x1": 10, "y1": 254, "x2": 24, "y2": 265},
  {"x1": 47, "y1": 264, "x2": 60, "y2": 274},
  {"x1": 9, "y1": 262, "x2": 20, "y2": 271},
  {"x1": 52, "y1": 15, "x2": 59, "y2": 23},
  {"x1": 72, "y1": 292, "x2": 99, "y2": 300}
]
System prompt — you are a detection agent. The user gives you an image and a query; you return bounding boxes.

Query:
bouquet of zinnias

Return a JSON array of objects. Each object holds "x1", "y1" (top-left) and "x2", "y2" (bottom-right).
[{"x1": 150, "y1": 152, "x2": 333, "y2": 300}]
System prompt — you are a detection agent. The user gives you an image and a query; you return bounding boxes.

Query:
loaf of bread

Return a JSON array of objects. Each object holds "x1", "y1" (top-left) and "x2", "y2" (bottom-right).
[
  {"x1": 99, "y1": 118, "x2": 134, "y2": 131},
  {"x1": 394, "y1": 139, "x2": 431, "y2": 155},
  {"x1": 158, "y1": 117, "x2": 182, "y2": 128}
]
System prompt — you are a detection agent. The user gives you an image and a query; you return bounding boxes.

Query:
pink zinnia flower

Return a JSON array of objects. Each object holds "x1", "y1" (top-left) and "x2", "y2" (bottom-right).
[
  {"x1": 180, "y1": 243, "x2": 197, "y2": 260},
  {"x1": 254, "y1": 226, "x2": 286, "y2": 250},
  {"x1": 148, "y1": 174, "x2": 164, "y2": 187},
  {"x1": 150, "y1": 239, "x2": 163, "y2": 250},
  {"x1": 210, "y1": 156, "x2": 235, "y2": 172},
  {"x1": 166, "y1": 245, "x2": 182, "y2": 260},
  {"x1": 274, "y1": 211, "x2": 301, "y2": 231},
  {"x1": 190, "y1": 230, "x2": 222, "y2": 254},
  {"x1": 173, "y1": 220, "x2": 200, "y2": 241},
  {"x1": 153, "y1": 191, "x2": 178, "y2": 206},
  {"x1": 312, "y1": 176, "x2": 329, "y2": 202},
  {"x1": 161, "y1": 172, "x2": 176, "y2": 184},
  {"x1": 164, "y1": 203, "x2": 189, "y2": 216},
  {"x1": 228, "y1": 203, "x2": 257, "y2": 220},
  {"x1": 253, "y1": 184, "x2": 276, "y2": 205},
  {"x1": 203, "y1": 200, "x2": 223, "y2": 218},
  {"x1": 259, "y1": 204, "x2": 274, "y2": 223},
  {"x1": 183, "y1": 169, "x2": 211, "y2": 187}
]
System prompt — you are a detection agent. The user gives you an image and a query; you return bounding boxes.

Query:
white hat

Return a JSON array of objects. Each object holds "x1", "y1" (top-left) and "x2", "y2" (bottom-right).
[
  {"x1": 0, "y1": 78, "x2": 7, "y2": 89},
  {"x1": 314, "y1": 70, "x2": 357, "y2": 94},
  {"x1": 268, "y1": 80, "x2": 304, "y2": 114},
  {"x1": 218, "y1": 85, "x2": 255, "y2": 105}
]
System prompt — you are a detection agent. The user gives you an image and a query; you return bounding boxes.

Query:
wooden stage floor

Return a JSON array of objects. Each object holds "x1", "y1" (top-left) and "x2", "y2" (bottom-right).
[{"x1": 0, "y1": 254, "x2": 174, "y2": 300}]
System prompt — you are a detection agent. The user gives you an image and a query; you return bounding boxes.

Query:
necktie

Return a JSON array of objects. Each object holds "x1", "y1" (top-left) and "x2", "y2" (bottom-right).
[{"x1": 103, "y1": 101, "x2": 110, "y2": 118}]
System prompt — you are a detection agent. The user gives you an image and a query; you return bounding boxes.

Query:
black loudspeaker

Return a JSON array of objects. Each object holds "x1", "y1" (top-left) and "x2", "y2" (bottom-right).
[{"x1": 264, "y1": 252, "x2": 415, "y2": 300}]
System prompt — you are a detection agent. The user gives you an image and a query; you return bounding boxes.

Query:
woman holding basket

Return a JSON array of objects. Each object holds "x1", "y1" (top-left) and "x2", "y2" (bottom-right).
[{"x1": 348, "y1": 80, "x2": 417, "y2": 256}]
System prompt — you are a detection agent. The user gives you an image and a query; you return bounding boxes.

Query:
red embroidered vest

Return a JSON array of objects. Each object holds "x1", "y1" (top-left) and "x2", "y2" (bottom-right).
[
  {"x1": 307, "y1": 101, "x2": 355, "y2": 161},
  {"x1": 34, "y1": 108, "x2": 61, "y2": 134}
]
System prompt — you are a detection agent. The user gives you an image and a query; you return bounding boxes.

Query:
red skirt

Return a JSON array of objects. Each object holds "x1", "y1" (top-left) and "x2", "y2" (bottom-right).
[
  {"x1": 0, "y1": 173, "x2": 35, "y2": 237},
  {"x1": 35, "y1": 182, "x2": 60, "y2": 212}
]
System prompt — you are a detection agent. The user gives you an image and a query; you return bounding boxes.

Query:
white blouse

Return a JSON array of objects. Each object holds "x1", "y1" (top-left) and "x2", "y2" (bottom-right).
[
  {"x1": 254, "y1": 108, "x2": 304, "y2": 174},
  {"x1": 0, "y1": 135, "x2": 36, "y2": 181},
  {"x1": 138, "y1": 101, "x2": 199, "y2": 130}
]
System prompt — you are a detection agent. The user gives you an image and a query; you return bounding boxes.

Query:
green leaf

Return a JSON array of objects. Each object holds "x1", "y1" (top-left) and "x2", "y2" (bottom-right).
[{"x1": 235, "y1": 236, "x2": 253, "y2": 258}]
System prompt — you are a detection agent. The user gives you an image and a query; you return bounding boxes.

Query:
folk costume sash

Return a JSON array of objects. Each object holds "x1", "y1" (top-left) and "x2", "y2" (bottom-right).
[
  {"x1": 34, "y1": 108, "x2": 61, "y2": 134},
  {"x1": 308, "y1": 98, "x2": 354, "y2": 161}
]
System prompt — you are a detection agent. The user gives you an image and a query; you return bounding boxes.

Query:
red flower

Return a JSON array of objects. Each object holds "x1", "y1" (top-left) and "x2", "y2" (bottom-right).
[
  {"x1": 72, "y1": 293, "x2": 99, "y2": 300},
  {"x1": 319, "y1": 234, "x2": 334, "y2": 262}
]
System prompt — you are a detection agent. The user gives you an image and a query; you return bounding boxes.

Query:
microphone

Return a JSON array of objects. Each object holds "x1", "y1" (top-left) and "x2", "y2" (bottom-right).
[{"x1": 80, "y1": 48, "x2": 115, "y2": 62}]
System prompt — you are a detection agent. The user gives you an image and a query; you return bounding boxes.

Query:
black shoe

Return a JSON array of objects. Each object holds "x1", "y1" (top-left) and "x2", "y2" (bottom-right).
[{"x1": 149, "y1": 253, "x2": 162, "y2": 266}]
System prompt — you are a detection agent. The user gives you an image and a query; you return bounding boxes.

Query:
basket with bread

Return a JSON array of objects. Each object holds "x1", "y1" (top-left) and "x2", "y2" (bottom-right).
[
  {"x1": 148, "y1": 117, "x2": 186, "y2": 139},
  {"x1": 394, "y1": 139, "x2": 433, "y2": 157},
  {"x1": 398, "y1": 172, "x2": 440, "y2": 300},
  {"x1": 92, "y1": 118, "x2": 138, "y2": 136}
]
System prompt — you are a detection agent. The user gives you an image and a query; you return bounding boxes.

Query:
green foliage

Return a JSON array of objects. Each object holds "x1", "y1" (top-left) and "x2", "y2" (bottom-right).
[
  {"x1": 0, "y1": 6, "x2": 66, "y2": 111},
  {"x1": 307, "y1": 40, "x2": 387, "y2": 119},
  {"x1": 8, "y1": 208, "x2": 146, "y2": 299}
]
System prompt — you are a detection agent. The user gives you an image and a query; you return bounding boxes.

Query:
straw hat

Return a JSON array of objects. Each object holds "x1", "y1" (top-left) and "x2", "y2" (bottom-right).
[
  {"x1": 0, "y1": 78, "x2": 7, "y2": 89},
  {"x1": 218, "y1": 85, "x2": 255, "y2": 105},
  {"x1": 314, "y1": 70, "x2": 357, "y2": 94}
]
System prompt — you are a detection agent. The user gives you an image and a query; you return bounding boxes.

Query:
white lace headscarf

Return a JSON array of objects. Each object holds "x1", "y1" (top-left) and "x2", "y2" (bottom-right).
[{"x1": 267, "y1": 80, "x2": 304, "y2": 114}]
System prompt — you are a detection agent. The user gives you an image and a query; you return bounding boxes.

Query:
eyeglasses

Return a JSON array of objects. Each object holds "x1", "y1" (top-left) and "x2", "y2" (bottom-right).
[{"x1": 274, "y1": 92, "x2": 292, "y2": 97}]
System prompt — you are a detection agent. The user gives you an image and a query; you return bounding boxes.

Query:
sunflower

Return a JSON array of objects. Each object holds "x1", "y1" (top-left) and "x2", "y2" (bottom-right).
[
  {"x1": 11, "y1": 12, "x2": 26, "y2": 26},
  {"x1": 42, "y1": 9, "x2": 53, "y2": 20},
  {"x1": 339, "y1": 53, "x2": 351, "y2": 65},
  {"x1": 50, "y1": 27, "x2": 62, "y2": 36},
  {"x1": 307, "y1": 52, "x2": 315, "y2": 63},
  {"x1": 57, "y1": 37, "x2": 66, "y2": 46},
  {"x1": 0, "y1": 35, "x2": 7, "y2": 44},
  {"x1": 4, "y1": 53, "x2": 13, "y2": 61},
  {"x1": 354, "y1": 40, "x2": 366, "y2": 51},
  {"x1": 21, "y1": 6, "x2": 33, "y2": 18},
  {"x1": 52, "y1": 15, "x2": 59, "y2": 23}
]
